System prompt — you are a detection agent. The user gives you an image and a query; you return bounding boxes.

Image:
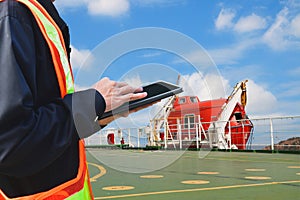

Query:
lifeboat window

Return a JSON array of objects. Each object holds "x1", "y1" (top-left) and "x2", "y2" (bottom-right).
[
  {"x1": 184, "y1": 114, "x2": 195, "y2": 129},
  {"x1": 179, "y1": 97, "x2": 186, "y2": 104},
  {"x1": 234, "y1": 112, "x2": 243, "y2": 121},
  {"x1": 190, "y1": 97, "x2": 198, "y2": 103}
]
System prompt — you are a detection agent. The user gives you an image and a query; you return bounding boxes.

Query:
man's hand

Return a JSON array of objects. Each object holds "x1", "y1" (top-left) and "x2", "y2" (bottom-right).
[{"x1": 93, "y1": 77, "x2": 147, "y2": 113}]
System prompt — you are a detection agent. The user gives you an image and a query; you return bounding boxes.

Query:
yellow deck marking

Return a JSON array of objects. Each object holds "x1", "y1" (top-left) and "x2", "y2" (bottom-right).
[
  {"x1": 140, "y1": 175, "x2": 164, "y2": 179},
  {"x1": 94, "y1": 180, "x2": 300, "y2": 199},
  {"x1": 296, "y1": 173, "x2": 300, "y2": 175},
  {"x1": 197, "y1": 172, "x2": 220, "y2": 175},
  {"x1": 181, "y1": 180, "x2": 210, "y2": 185},
  {"x1": 88, "y1": 163, "x2": 107, "y2": 182},
  {"x1": 245, "y1": 176, "x2": 271, "y2": 180},
  {"x1": 205, "y1": 157, "x2": 299, "y2": 164},
  {"x1": 288, "y1": 166, "x2": 300, "y2": 169},
  {"x1": 245, "y1": 169, "x2": 266, "y2": 172},
  {"x1": 102, "y1": 186, "x2": 135, "y2": 191}
]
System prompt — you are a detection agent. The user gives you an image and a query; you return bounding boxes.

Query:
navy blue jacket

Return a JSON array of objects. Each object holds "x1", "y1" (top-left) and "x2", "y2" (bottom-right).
[{"x1": 0, "y1": 0, "x2": 105, "y2": 197}]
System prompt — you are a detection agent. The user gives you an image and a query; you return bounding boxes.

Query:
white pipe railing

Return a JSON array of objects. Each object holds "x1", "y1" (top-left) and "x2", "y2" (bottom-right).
[{"x1": 85, "y1": 115, "x2": 300, "y2": 151}]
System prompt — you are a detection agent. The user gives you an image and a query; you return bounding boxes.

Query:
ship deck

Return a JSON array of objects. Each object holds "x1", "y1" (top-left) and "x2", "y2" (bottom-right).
[{"x1": 86, "y1": 149, "x2": 300, "y2": 200}]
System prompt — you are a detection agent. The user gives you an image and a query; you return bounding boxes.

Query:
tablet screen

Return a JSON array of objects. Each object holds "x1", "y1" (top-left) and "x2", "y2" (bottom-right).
[{"x1": 130, "y1": 82, "x2": 179, "y2": 104}]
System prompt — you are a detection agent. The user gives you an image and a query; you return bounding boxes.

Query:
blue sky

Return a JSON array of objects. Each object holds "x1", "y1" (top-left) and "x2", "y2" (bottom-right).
[{"x1": 54, "y1": 0, "x2": 300, "y2": 119}]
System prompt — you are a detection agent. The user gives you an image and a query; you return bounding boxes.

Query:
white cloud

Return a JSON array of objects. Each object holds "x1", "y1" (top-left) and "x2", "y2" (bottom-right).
[
  {"x1": 70, "y1": 46, "x2": 92, "y2": 69},
  {"x1": 54, "y1": 0, "x2": 84, "y2": 8},
  {"x1": 290, "y1": 14, "x2": 300, "y2": 37},
  {"x1": 179, "y1": 72, "x2": 230, "y2": 100},
  {"x1": 55, "y1": 0, "x2": 183, "y2": 17},
  {"x1": 215, "y1": 9, "x2": 267, "y2": 33},
  {"x1": 285, "y1": 0, "x2": 300, "y2": 10},
  {"x1": 234, "y1": 14, "x2": 267, "y2": 33},
  {"x1": 262, "y1": 7, "x2": 300, "y2": 50},
  {"x1": 132, "y1": 0, "x2": 186, "y2": 7},
  {"x1": 208, "y1": 39, "x2": 258, "y2": 65},
  {"x1": 215, "y1": 8, "x2": 235, "y2": 30},
  {"x1": 246, "y1": 80, "x2": 278, "y2": 115},
  {"x1": 209, "y1": 46, "x2": 242, "y2": 65},
  {"x1": 262, "y1": 7, "x2": 290, "y2": 50},
  {"x1": 215, "y1": 6, "x2": 300, "y2": 51},
  {"x1": 215, "y1": 8, "x2": 267, "y2": 33},
  {"x1": 55, "y1": 0, "x2": 130, "y2": 17},
  {"x1": 122, "y1": 75, "x2": 143, "y2": 88},
  {"x1": 87, "y1": 0, "x2": 130, "y2": 17},
  {"x1": 175, "y1": 50, "x2": 215, "y2": 68}
]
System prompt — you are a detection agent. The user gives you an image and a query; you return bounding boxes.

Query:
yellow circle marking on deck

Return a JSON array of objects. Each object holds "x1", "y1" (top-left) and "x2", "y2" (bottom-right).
[
  {"x1": 102, "y1": 186, "x2": 135, "y2": 191},
  {"x1": 245, "y1": 176, "x2": 271, "y2": 180},
  {"x1": 288, "y1": 166, "x2": 300, "y2": 169},
  {"x1": 245, "y1": 169, "x2": 266, "y2": 172},
  {"x1": 197, "y1": 172, "x2": 220, "y2": 175},
  {"x1": 140, "y1": 175, "x2": 164, "y2": 179},
  {"x1": 181, "y1": 180, "x2": 210, "y2": 185}
]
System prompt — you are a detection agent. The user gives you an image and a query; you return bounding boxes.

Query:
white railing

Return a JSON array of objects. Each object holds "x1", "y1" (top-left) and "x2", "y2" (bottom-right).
[
  {"x1": 85, "y1": 115, "x2": 300, "y2": 151},
  {"x1": 85, "y1": 127, "x2": 150, "y2": 148},
  {"x1": 246, "y1": 115, "x2": 300, "y2": 150}
]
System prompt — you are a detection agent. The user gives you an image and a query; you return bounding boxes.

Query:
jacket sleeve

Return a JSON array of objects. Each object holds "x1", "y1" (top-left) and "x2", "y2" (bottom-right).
[{"x1": 0, "y1": 5, "x2": 105, "y2": 177}]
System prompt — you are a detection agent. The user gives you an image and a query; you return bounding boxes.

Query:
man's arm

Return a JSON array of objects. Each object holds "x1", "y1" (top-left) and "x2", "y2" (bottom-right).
[{"x1": 0, "y1": 2, "x2": 105, "y2": 177}]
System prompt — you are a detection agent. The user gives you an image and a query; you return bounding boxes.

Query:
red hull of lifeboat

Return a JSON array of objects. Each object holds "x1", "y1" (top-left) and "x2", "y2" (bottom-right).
[{"x1": 165, "y1": 96, "x2": 253, "y2": 150}]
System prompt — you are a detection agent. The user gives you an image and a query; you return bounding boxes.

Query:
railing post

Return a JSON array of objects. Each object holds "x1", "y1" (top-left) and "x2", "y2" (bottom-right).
[
  {"x1": 270, "y1": 118, "x2": 274, "y2": 151},
  {"x1": 138, "y1": 129, "x2": 140, "y2": 148},
  {"x1": 198, "y1": 115, "x2": 202, "y2": 142},
  {"x1": 164, "y1": 109, "x2": 167, "y2": 149},
  {"x1": 128, "y1": 128, "x2": 131, "y2": 146},
  {"x1": 188, "y1": 117, "x2": 191, "y2": 140},
  {"x1": 228, "y1": 121, "x2": 231, "y2": 149},
  {"x1": 242, "y1": 121, "x2": 245, "y2": 149},
  {"x1": 177, "y1": 118, "x2": 182, "y2": 150},
  {"x1": 196, "y1": 122, "x2": 199, "y2": 149}
]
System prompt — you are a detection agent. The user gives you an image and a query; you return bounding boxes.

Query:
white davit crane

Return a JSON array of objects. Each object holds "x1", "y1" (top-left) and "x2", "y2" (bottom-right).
[
  {"x1": 149, "y1": 76, "x2": 181, "y2": 146},
  {"x1": 208, "y1": 80, "x2": 248, "y2": 149},
  {"x1": 149, "y1": 95, "x2": 176, "y2": 146}
]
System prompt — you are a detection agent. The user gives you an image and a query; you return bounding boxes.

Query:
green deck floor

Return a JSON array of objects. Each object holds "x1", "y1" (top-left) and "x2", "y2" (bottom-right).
[{"x1": 86, "y1": 150, "x2": 300, "y2": 200}]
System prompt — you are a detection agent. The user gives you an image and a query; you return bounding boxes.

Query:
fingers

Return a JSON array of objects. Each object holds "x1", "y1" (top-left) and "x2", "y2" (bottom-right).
[
  {"x1": 110, "y1": 80, "x2": 146, "y2": 100},
  {"x1": 117, "y1": 84, "x2": 143, "y2": 96},
  {"x1": 129, "y1": 91, "x2": 147, "y2": 101},
  {"x1": 115, "y1": 81, "x2": 127, "y2": 88},
  {"x1": 94, "y1": 77, "x2": 148, "y2": 113},
  {"x1": 134, "y1": 87, "x2": 144, "y2": 93}
]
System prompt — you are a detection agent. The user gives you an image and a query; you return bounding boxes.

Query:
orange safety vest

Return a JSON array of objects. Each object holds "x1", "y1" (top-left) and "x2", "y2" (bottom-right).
[{"x1": 0, "y1": 0, "x2": 93, "y2": 199}]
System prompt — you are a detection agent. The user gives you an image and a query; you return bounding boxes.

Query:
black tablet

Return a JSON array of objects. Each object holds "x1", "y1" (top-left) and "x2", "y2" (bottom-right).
[{"x1": 99, "y1": 81, "x2": 183, "y2": 119}]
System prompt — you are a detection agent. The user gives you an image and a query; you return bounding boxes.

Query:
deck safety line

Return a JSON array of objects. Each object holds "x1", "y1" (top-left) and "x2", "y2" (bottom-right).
[
  {"x1": 94, "y1": 180, "x2": 300, "y2": 199},
  {"x1": 88, "y1": 163, "x2": 107, "y2": 182},
  {"x1": 204, "y1": 157, "x2": 300, "y2": 164}
]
